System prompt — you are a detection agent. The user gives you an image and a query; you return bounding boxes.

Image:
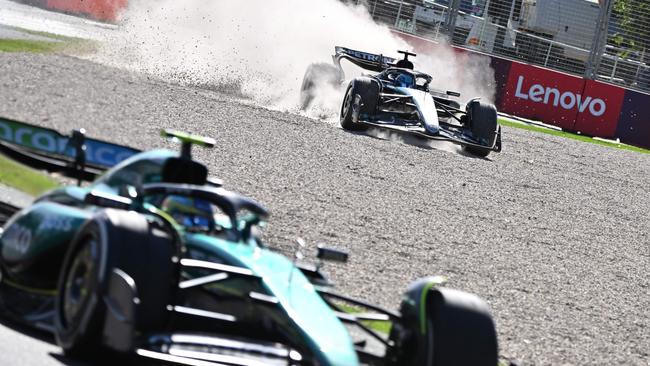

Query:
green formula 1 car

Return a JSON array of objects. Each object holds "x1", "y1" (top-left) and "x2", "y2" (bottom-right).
[{"x1": 0, "y1": 118, "x2": 498, "y2": 366}]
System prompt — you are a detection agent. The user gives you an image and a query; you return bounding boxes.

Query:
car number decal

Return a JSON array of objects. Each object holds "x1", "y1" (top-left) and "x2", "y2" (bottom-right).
[{"x1": 2, "y1": 224, "x2": 32, "y2": 255}]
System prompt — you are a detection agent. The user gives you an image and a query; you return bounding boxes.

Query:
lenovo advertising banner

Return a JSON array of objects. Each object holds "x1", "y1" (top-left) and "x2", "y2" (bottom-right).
[
  {"x1": 501, "y1": 63, "x2": 622, "y2": 132},
  {"x1": 573, "y1": 80, "x2": 626, "y2": 138}
]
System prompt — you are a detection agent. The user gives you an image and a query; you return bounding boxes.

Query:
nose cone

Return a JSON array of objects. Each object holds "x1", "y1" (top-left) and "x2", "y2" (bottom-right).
[{"x1": 396, "y1": 87, "x2": 440, "y2": 133}]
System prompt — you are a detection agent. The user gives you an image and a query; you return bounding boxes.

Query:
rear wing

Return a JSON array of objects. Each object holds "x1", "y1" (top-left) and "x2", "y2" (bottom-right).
[
  {"x1": 0, "y1": 117, "x2": 140, "y2": 180},
  {"x1": 333, "y1": 46, "x2": 397, "y2": 73}
]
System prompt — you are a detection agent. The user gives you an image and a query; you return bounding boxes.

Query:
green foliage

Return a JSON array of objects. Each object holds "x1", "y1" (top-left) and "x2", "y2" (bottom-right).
[{"x1": 610, "y1": 0, "x2": 650, "y2": 57}]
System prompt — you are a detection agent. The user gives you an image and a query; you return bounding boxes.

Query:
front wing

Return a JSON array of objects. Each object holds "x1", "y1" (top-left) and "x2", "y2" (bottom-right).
[{"x1": 357, "y1": 118, "x2": 503, "y2": 153}]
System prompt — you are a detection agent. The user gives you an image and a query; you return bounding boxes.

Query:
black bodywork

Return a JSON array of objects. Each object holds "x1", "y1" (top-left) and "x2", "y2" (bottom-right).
[{"x1": 302, "y1": 47, "x2": 503, "y2": 157}]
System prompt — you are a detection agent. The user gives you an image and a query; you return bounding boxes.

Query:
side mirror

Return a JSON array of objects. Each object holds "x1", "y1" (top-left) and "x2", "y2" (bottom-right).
[{"x1": 317, "y1": 246, "x2": 348, "y2": 263}]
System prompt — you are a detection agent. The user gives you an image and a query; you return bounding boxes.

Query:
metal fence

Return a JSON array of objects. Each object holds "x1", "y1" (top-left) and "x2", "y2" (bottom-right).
[{"x1": 349, "y1": 0, "x2": 650, "y2": 93}]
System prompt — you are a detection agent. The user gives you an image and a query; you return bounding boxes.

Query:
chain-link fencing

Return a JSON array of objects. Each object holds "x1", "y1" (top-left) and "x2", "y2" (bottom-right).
[{"x1": 347, "y1": 0, "x2": 650, "y2": 93}]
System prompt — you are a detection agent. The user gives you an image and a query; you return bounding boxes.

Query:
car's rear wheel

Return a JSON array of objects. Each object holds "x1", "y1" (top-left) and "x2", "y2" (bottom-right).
[
  {"x1": 300, "y1": 63, "x2": 341, "y2": 110},
  {"x1": 463, "y1": 100, "x2": 499, "y2": 157},
  {"x1": 340, "y1": 78, "x2": 379, "y2": 131}
]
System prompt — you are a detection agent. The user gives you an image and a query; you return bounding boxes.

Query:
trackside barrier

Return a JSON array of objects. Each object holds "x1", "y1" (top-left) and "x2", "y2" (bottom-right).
[
  {"x1": 616, "y1": 91, "x2": 650, "y2": 148},
  {"x1": 394, "y1": 31, "x2": 649, "y2": 149},
  {"x1": 573, "y1": 80, "x2": 626, "y2": 138},
  {"x1": 501, "y1": 63, "x2": 627, "y2": 137},
  {"x1": 45, "y1": 0, "x2": 125, "y2": 22}
]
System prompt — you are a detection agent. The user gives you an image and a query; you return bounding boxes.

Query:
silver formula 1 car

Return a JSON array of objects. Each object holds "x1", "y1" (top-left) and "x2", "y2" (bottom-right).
[{"x1": 301, "y1": 47, "x2": 502, "y2": 157}]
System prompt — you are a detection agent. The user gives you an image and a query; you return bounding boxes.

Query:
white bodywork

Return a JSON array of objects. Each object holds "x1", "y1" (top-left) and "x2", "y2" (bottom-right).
[{"x1": 395, "y1": 87, "x2": 440, "y2": 134}]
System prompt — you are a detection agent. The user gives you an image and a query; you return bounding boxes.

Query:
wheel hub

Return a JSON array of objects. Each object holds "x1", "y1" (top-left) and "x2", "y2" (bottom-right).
[{"x1": 63, "y1": 239, "x2": 96, "y2": 325}]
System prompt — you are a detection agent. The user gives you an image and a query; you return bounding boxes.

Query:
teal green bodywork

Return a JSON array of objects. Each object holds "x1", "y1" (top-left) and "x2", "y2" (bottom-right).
[
  {"x1": 186, "y1": 234, "x2": 359, "y2": 366},
  {"x1": 0, "y1": 148, "x2": 360, "y2": 365},
  {"x1": 0, "y1": 202, "x2": 89, "y2": 263}
]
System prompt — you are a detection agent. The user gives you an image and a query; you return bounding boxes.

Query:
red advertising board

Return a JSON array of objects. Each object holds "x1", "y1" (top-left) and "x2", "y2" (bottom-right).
[
  {"x1": 573, "y1": 80, "x2": 625, "y2": 138},
  {"x1": 500, "y1": 63, "x2": 625, "y2": 134},
  {"x1": 501, "y1": 63, "x2": 587, "y2": 130},
  {"x1": 46, "y1": 0, "x2": 126, "y2": 22}
]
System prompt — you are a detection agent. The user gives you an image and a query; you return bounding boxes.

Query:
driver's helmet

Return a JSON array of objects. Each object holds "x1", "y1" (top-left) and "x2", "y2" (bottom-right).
[
  {"x1": 161, "y1": 195, "x2": 214, "y2": 229},
  {"x1": 395, "y1": 73, "x2": 414, "y2": 88}
]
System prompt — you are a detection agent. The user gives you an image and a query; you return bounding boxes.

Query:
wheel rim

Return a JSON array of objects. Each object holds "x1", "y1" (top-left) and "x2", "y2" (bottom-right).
[
  {"x1": 62, "y1": 238, "x2": 96, "y2": 327},
  {"x1": 341, "y1": 87, "x2": 352, "y2": 120}
]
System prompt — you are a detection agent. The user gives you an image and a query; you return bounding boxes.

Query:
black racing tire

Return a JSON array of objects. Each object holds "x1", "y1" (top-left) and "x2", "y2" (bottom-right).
[
  {"x1": 428, "y1": 288, "x2": 498, "y2": 366},
  {"x1": 300, "y1": 63, "x2": 342, "y2": 110},
  {"x1": 54, "y1": 220, "x2": 109, "y2": 358},
  {"x1": 463, "y1": 100, "x2": 498, "y2": 157},
  {"x1": 340, "y1": 77, "x2": 379, "y2": 131},
  {"x1": 54, "y1": 209, "x2": 176, "y2": 358}
]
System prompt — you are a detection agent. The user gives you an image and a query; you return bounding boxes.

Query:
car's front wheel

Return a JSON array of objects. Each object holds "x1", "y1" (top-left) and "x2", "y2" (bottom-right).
[
  {"x1": 54, "y1": 221, "x2": 107, "y2": 358},
  {"x1": 388, "y1": 281, "x2": 498, "y2": 366},
  {"x1": 463, "y1": 100, "x2": 499, "y2": 157},
  {"x1": 54, "y1": 209, "x2": 176, "y2": 358}
]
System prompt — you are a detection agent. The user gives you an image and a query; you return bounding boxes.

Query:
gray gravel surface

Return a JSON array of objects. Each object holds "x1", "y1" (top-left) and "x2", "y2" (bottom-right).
[
  {"x1": 0, "y1": 52, "x2": 648, "y2": 365},
  {"x1": 0, "y1": 24, "x2": 60, "y2": 42},
  {"x1": 0, "y1": 183, "x2": 33, "y2": 208}
]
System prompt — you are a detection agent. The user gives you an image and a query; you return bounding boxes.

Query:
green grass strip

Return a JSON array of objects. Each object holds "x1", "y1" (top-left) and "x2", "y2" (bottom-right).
[
  {"x1": 0, "y1": 154, "x2": 59, "y2": 196},
  {"x1": 499, "y1": 117, "x2": 650, "y2": 154},
  {"x1": 337, "y1": 302, "x2": 392, "y2": 334},
  {"x1": 0, "y1": 28, "x2": 97, "y2": 54},
  {"x1": 0, "y1": 38, "x2": 61, "y2": 53}
]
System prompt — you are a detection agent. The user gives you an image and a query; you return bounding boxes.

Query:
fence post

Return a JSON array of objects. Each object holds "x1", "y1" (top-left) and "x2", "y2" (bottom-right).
[
  {"x1": 394, "y1": 0, "x2": 403, "y2": 28},
  {"x1": 477, "y1": 0, "x2": 492, "y2": 51},
  {"x1": 444, "y1": 0, "x2": 461, "y2": 42},
  {"x1": 585, "y1": 0, "x2": 614, "y2": 80}
]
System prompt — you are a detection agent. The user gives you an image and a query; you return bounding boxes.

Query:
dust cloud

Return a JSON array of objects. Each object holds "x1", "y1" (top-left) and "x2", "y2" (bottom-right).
[{"x1": 99, "y1": 0, "x2": 494, "y2": 121}]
